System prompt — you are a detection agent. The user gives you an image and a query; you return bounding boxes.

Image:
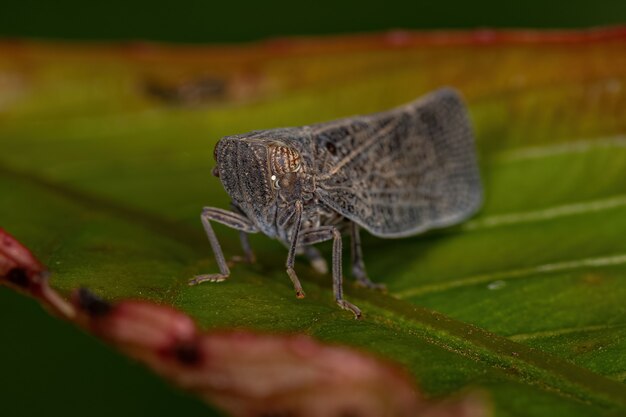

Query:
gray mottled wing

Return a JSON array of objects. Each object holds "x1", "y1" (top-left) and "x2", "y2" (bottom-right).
[{"x1": 309, "y1": 88, "x2": 482, "y2": 238}]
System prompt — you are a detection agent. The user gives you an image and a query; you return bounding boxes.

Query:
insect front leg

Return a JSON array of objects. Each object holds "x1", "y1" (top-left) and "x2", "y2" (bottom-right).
[
  {"x1": 300, "y1": 226, "x2": 362, "y2": 319},
  {"x1": 189, "y1": 207, "x2": 258, "y2": 286},
  {"x1": 350, "y1": 222, "x2": 386, "y2": 291},
  {"x1": 285, "y1": 201, "x2": 306, "y2": 299}
]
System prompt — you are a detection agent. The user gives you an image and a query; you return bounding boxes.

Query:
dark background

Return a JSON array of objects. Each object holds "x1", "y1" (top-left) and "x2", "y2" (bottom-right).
[
  {"x1": 1, "y1": 1, "x2": 625, "y2": 416},
  {"x1": 1, "y1": 0, "x2": 626, "y2": 43}
]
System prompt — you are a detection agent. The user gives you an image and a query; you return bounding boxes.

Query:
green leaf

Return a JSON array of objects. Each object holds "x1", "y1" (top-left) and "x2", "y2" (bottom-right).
[{"x1": 2, "y1": 29, "x2": 626, "y2": 416}]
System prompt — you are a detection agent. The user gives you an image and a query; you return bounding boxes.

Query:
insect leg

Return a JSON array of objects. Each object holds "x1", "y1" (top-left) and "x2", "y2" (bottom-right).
[
  {"x1": 189, "y1": 207, "x2": 258, "y2": 286},
  {"x1": 231, "y1": 203, "x2": 256, "y2": 264},
  {"x1": 304, "y1": 246, "x2": 328, "y2": 274},
  {"x1": 330, "y1": 228, "x2": 362, "y2": 318},
  {"x1": 300, "y1": 227, "x2": 361, "y2": 319},
  {"x1": 236, "y1": 232, "x2": 256, "y2": 264},
  {"x1": 285, "y1": 201, "x2": 305, "y2": 298},
  {"x1": 350, "y1": 222, "x2": 386, "y2": 291}
]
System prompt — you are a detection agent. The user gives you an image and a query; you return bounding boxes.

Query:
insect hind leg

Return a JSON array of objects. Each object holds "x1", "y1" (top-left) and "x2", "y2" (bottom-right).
[
  {"x1": 350, "y1": 222, "x2": 386, "y2": 291},
  {"x1": 189, "y1": 207, "x2": 258, "y2": 286},
  {"x1": 230, "y1": 203, "x2": 256, "y2": 264},
  {"x1": 229, "y1": 231, "x2": 256, "y2": 265},
  {"x1": 303, "y1": 246, "x2": 328, "y2": 274},
  {"x1": 300, "y1": 226, "x2": 361, "y2": 319}
]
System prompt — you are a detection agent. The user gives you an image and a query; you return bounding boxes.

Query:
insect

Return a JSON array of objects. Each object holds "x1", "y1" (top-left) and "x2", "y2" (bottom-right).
[{"x1": 190, "y1": 88, "x2": 482, "y2": 318}]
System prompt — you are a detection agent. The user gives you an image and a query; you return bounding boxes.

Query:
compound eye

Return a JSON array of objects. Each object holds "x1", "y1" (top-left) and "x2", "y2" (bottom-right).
[{"x1": 271, "y1": 146, "x2": 302, "y2": 174}]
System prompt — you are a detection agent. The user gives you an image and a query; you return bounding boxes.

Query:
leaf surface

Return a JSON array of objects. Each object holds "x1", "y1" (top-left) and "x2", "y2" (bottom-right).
[{"x1": 1, "y1": 29, "x2": 626, "y2": 416}]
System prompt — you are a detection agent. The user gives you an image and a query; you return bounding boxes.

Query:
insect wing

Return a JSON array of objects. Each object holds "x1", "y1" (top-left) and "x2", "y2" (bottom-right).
[{"x1": 312, "y1": 88, "x2": 482, "y2": 238}]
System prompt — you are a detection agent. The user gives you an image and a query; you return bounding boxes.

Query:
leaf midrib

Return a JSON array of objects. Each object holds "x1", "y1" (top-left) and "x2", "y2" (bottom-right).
[{"x1": 356, "y1": 290, "x2": 626, "y2": 408}]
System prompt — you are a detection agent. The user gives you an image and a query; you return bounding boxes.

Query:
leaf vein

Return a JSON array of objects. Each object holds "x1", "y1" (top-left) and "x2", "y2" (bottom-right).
[{"x1": 395, "y1": 253, "x2": 626, "y2": 299}]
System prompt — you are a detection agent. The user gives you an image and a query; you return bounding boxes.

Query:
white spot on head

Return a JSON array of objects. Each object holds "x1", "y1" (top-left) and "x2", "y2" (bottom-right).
[{"x1": 271, "y1": 175, "x2": 277, "y2": 181}]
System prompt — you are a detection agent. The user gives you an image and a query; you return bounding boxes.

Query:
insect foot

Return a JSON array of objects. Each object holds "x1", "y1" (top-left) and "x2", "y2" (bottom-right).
[
  {"x1": 228, "y1": 255, "x2": 256, "y2": 267},
  {"x1": 309, "y1": 257, "x2": 328, "y2": 274},
  {"x1": 188, "y1": 274, "x2": 228, "y2": 285},
  {"x1": 355, "y1": 278, "x2": 387, "y2": 292},
  {"x1": 287, "y1": 267, "x2": 306, "y2": 299},
  {"x1": 303, "y1": 246, "x2": 328, "y2": 274},
  {"x1": 337, "y1": 299, "x2": 362, "y2": 319}
]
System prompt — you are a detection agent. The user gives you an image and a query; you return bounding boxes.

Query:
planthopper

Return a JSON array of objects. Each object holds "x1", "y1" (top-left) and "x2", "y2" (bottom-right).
[{"x1": 190, "y1": 88, "x2": 482, "y2": 318}]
